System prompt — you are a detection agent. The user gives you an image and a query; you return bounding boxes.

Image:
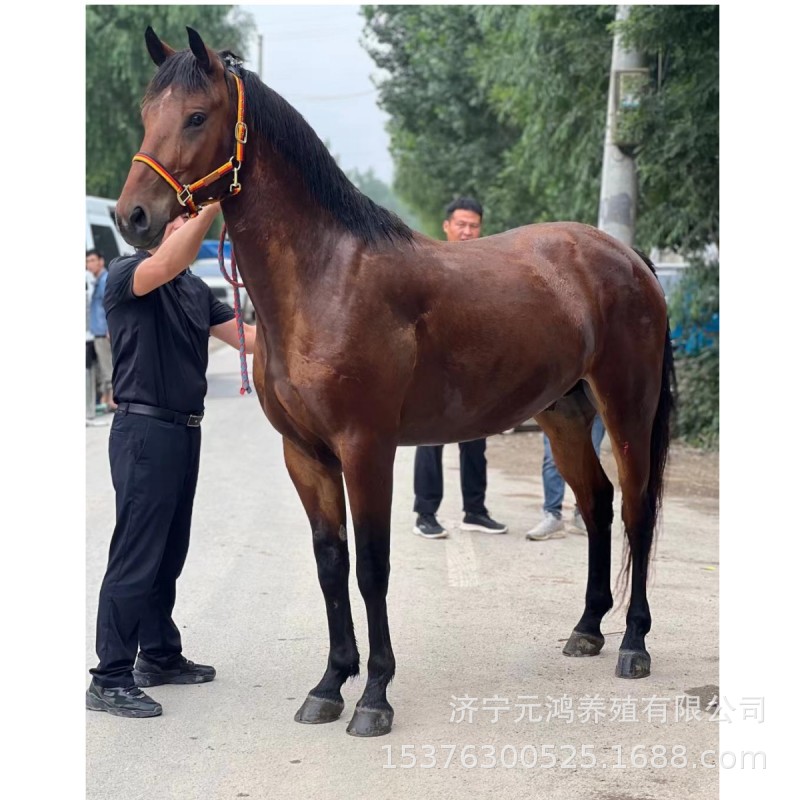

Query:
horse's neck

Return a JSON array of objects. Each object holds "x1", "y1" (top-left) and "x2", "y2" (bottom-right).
[{"x1": 222, "y1": 150, "x2": 347, "y2": 336}]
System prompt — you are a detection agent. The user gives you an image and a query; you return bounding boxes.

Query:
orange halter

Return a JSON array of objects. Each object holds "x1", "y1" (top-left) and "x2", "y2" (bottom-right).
[{"x1": 131, "y1": 71, "x2": 247, "y2": 217}]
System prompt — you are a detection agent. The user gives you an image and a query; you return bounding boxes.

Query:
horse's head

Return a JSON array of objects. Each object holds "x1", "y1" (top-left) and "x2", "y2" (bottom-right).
[{"x1": 116, "y1": 27, "x2": 244, "y2": 249}]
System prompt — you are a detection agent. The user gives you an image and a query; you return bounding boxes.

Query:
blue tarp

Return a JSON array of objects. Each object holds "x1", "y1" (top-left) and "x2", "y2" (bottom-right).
[
  {"x1": 197, "y1": 239, "x2": 232, "y2": 260},
  {"x1": 672, "y1": 313, "x2": 719, "y2": 355}
]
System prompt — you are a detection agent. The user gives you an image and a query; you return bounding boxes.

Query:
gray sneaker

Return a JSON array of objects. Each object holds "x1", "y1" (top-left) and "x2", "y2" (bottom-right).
[
  {"x1": 525, "y1": 512, "x2": 566, "y2": 541},
  {"x1": 569, "y1": 513, "x2": 588, "y2": 535},
  {"x1": 86, "y1": 680, "x2": 162, "y2": 718}
]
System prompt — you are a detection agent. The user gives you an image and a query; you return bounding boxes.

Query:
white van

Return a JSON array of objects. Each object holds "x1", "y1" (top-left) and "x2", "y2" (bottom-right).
[{"x1": 86, "y1": 196, "x2": 135, "y2": 261}]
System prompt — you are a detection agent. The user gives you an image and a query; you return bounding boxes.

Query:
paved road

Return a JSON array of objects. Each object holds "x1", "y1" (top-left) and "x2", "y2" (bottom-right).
[{"x1": 86, "y1": 343, "x2": 720, "y2": 800}]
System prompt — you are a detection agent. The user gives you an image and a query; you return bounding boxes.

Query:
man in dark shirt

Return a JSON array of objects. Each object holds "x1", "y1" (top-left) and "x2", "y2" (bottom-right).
[{"x1": 86, "y1": 204, "x2": 256, "y2": 718}]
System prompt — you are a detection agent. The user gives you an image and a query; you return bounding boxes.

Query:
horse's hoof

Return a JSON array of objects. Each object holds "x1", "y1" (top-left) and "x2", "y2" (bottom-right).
[
  {"x1": 294, "y1": 694, "x2": 344, "y2": 724},
  {"x1": 346, "y1": 705, "x2": 394, "y2": 737},
  {"x1": 562, "y1": 630, "x2": 605, "y2": 657},
  {"x1": 615, "y1": 649, "x2": 651, "y2": 679}
]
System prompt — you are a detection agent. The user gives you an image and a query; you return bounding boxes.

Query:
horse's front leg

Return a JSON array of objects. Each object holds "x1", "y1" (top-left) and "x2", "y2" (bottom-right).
[
  {"x1": 283, "y1": 438, "x2": 359, "y2": 724},
  {"x1": 340, "y1": 437, "x2": 396, "y2": 737}
]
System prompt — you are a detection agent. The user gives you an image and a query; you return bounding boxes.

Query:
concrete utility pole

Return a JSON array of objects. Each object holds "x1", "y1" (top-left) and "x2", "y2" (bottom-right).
[{"x1": 597, "y1": 5, "x2": 645, "y2": 245}]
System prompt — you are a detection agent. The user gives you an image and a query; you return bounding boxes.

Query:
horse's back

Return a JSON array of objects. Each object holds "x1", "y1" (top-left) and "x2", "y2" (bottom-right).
[
  {"x1": 468, "y1": 220, "x2": 657, "y2": 283},
  {"x1": 409, "y1": 219, "x2": 665, "y2": 337},
  {"x1": 461, "y1": 220, "x2": 668, "y2": 336}
]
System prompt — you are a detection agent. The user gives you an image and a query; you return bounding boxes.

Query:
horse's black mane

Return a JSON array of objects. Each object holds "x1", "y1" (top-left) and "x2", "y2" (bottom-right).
[{"x1": 145, "y1": 50, "x2": 414, "y2": 248}]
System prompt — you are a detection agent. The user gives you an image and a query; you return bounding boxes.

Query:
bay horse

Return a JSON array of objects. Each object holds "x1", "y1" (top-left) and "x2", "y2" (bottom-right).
[{"x1": 115, "y1": 27, "x2": 674, "y2": 738}]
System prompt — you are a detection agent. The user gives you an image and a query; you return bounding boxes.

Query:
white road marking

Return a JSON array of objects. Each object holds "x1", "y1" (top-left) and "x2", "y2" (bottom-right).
[{"x1": 445, "y1": 530, "x2": 479, "y2": 587}]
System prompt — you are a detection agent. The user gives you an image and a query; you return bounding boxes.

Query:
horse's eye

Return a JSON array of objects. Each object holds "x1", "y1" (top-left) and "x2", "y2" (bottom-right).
[{"x1": 187, "y1": 113, "x2": 206, "y2": 128}]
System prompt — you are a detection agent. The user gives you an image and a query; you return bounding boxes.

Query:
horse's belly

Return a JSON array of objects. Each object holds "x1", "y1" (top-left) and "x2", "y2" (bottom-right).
[{"x1": 397, "y1": 368, "x2": 581, "y2": 446}]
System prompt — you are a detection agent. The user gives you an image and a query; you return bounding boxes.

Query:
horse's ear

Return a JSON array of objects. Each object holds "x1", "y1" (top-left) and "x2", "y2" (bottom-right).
[
  {"x1": 187, "y1": 27, "x2": 216, "y2": 74},
  {"x1": 145, "y1": 26, "x2": 175, "y2": 67}
]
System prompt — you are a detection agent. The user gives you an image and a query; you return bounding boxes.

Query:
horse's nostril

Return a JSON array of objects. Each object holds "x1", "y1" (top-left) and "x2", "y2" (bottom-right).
[{"x1": 130, "y1": 206, "x2": 149, "y2": 233}]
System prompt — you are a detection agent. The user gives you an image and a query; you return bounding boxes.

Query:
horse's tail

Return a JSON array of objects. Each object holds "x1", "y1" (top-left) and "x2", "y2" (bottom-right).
[
  {"x1": 617, "y1": 249, "x2": 677, "y2": 601},
  {"x1": 649, "y1": 322, "x2": 676, "y2": 525},
  {"x1": 639, "y1": 248, "x2": 677, "y2": 526}
]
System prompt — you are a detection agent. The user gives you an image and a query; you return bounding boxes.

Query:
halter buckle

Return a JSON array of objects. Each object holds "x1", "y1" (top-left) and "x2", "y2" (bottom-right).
[
  {"x1": 229, "y1": 159, "x2": 241, "y2": 194},
  {"x1": 177, "y1": 186, "x2": 194, "y2": 207},
  {"x1": 235, "y1": 122, "x2": 248, "y2": 144}
]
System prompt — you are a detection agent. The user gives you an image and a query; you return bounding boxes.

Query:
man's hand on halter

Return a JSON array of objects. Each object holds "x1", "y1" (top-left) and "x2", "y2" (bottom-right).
[{"x1": 133, "y1": 204, "x2": 221, "y2": 297}]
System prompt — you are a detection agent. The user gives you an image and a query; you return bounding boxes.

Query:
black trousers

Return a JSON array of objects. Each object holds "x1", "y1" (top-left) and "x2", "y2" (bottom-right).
[
  {"x1": 91, "y1": 411, "x2": 201, "y2": 688},
  {"x1": 413, "y1": 439, "x2": 487, "y2": 516}
]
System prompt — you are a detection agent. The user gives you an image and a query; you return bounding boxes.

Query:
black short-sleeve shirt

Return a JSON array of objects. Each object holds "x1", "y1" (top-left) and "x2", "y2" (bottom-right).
[{"x1": 103, "y1": 251, "x2": 235, "y2": 413}]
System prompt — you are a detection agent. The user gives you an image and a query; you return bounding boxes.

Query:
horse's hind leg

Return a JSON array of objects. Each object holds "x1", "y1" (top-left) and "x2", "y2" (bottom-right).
[
  {"x1": 339, "y1": 436, "x2": 397, "y2": 737},
  {"x1": 283, "y1": 438, "x2": 359, "y2": 724},
  {"x1": 602, "y1": 410, "x2": 656, "y2": 678},
  {"x1": 535, "y1": 388, "x2": 615, "y2": 657},
  {"x1": 587, "y1": 361, "x2": 666, "y2": 679}
]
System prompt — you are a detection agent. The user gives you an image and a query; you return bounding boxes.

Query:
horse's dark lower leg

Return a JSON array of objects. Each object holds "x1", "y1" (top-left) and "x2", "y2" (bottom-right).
[
  {"x1": 538, "y1": 401, "x2": 614, "y2": 657},
  {"x1": 347, "y1": 532, "x2": 394, "y2": 736},
  {"x1": 294, "y1": 526, "x2": 361, "y2": 721},
  {"x1": 341, "y1": 441, "x2": 396, "y2": 737},
  {"x1": 566, "y1": 480, "x2": 614, "y2": 656},
  {"x1": 616, "y1": 507, "x2": 654, "y2": 678},
  {"x1": 283, "y1": 439, "x2": 359, "y2": 724},
  {"x1": 602, "y1": 414, "x2": 660, "y2": 679}
]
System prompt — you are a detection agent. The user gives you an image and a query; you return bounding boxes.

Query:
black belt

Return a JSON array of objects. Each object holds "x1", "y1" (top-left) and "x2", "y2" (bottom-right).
[{"x1": 116, "y1": 402, "x2": 204, "y2": 427}]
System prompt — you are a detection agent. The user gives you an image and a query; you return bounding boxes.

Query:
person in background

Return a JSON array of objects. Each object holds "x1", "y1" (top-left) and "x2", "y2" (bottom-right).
[
  {"x1": 85, "y1": 268, "x2": 106, "y2": 427},
  {"x1": 412, "y1": 196, "x2": 508, "y2": 540},
  {"x1": 86, "y1": 249, "x2": 115, "y2": 411},
  {"x1": 526, "y1": 416, "x2": 605, "y2": 540},
  {"x1": 86, "y1": 204, "x2": 257, "y2": 719}
]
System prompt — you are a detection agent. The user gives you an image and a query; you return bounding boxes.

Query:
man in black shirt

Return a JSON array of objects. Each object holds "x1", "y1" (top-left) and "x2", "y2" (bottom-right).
[{"x1": 86, "y1": 205, "x2": 256, "y2": 718}]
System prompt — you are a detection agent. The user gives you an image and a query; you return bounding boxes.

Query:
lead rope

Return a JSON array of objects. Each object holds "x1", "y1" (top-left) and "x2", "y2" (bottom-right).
[{"x1": 218, "y1": 225, "x2": 252, "y2": 395}]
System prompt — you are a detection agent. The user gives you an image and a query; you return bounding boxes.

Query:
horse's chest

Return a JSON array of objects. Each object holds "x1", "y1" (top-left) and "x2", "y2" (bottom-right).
[
  {"x1": 260, "y1": 355, "x2": 343, "y2": 434},
  {"x1": 253, "y1": 373, "x2": 317, "y2": 450}
]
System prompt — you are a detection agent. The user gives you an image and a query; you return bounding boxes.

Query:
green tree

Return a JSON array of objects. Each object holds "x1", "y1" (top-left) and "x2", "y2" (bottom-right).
[
  {"x1": 86, "y1": 5, "x2": 254, "y2": 198},
  {"x1": 473, "y1": 5, "x2": 615, "y2": 229},
  {"x1": 361, "y1": 4, "x2": 719, "y2": 253},
  {"x1": 361, "y1": 5, "x2": 519, "y2": 235},
  {"x1": 620, "y1": 5, "x2": 719, "y2": 252}
]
